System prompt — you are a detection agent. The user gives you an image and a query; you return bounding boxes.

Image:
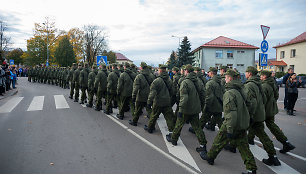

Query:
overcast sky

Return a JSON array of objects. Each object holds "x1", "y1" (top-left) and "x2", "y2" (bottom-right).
[{"x1": 1, "y1": 0, "x2": 306, "y2": 66}]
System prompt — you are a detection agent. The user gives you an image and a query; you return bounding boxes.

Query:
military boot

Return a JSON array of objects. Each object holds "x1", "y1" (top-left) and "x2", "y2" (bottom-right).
[
  {"x1": 242, "y1": 170, "x2": 256, "y2": 174},
  {"x1": 116, "y1": 114, "x2": 124, "y2": 120},
  {"x1": 248, "y1": 138, "x2": 255, "y2": 145},
  {"x1": 262, "y1": 156, "x2": 281, "y2": 166},
  {"x1": 95, "y1": 106, "x2": 102, "y2": 111},
  {"x1": 166, "y1": 133, "x2": 177, "y2": 146},
  {"x1": 86, "y1": 103, "x2": 93, "y2": 108},
  {"x1": 224, "y1": 144, "x2": 236, "y2": 153},
  {"x1": 128, "y1": 120, "x2": 137, "y2": 126},
  {"x1": 280, "y1": 142, "x2": 295, "y2": 153},
  {"x1": 196, "y1": 145, "x2": 207, "y2": 153},
  {"x1": 144, "y1": 125, "x2": 153, "y2": 134},
  {"x1": 188, "y1": 127, "x2": 195, "y2": 134},
  {"x1": 199, "y1": 151, "x2": 214, "y2": 165}
]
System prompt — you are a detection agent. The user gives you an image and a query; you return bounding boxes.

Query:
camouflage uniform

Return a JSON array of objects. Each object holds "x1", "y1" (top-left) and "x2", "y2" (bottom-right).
[
  {"x1": 94, "y1": 64, "x2": 108, "y2": 111},
  {"x1": 87, "y1": 65, "x2": 98, "y2": 107},
  {"x1": 73, "y1": 63, "x2": 82, "y2": 102}
]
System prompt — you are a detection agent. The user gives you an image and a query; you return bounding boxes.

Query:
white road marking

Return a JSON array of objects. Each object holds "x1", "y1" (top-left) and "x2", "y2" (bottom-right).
[
  {"x1": 0, "y1": 97, "x2": 24, "y2": 113},
  {"x1": 104, "y1": 114, "x2": 199, "y2": 174},
  {"x1": 54, "y1": 95, "x2": 69, "y2": 109},
  {"x1": 249, "y1": 144, "x2": 300, "y2": 174},
  {"x1": 254, "y1": 140, "x2": 306, "y2": 162},
  {"x1": 27, "y1": 96, "x2": 44, "y2": 111},
  {"x1": 157, "y1": 114, "x2": 201, "y2": 173}
]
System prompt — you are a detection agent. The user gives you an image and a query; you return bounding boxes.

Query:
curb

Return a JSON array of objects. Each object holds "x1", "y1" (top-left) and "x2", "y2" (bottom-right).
[{"x1": 0, "y1": 89, "x2": 18, "y2": 101}]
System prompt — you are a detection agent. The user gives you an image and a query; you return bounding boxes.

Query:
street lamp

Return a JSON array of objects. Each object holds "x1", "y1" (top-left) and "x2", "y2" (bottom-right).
[
  {"x1": 42, "y1": 22, "x2": 49, "y2": 66},
  {"x1": 171, "y1": 35, "x2": 183, "y2": 48}
]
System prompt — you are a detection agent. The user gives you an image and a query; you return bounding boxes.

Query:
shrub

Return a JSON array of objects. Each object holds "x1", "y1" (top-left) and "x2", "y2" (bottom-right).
[{"x1": 275, "y1": 72, "x2": 285, "y2": 78}]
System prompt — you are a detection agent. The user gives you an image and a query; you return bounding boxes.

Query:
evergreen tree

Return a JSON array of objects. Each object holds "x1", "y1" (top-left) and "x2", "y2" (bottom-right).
[
  {"x1": 54, "y1": 36, "x2": 76, "y2": 67},
  {"x1": 167, "y1": 50, "x2": 177, "y2": 69},
  {"x1": 177, "y1": 36, "x2": 194, "y2": 67}
]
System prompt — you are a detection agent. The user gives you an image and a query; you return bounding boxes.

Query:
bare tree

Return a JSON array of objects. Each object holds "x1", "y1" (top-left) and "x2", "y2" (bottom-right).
[
  {"x1": 0, "y1": 20, "x2": 11, "y2": 63},
  {"x1": 82, "y1": 25, "x2": 107, "y2": 64}
]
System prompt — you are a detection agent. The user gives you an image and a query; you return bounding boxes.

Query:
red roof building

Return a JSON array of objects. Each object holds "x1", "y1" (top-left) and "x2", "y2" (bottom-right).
[
  {"x1": 193, "y1": 36, "x2": 259, "y2": 72},
  {"x1": 115, "y1": 53, "x2": 133, "y2": 64},
  {"x1": 273, "y1": 31, "x2": 306, "y2": 48}
]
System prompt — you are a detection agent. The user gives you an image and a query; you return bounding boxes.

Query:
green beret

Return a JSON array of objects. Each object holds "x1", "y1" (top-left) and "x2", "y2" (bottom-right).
[
  {"x1": 221, "y1": 66, "x2": 228, "y2": 71},
  {"x1": 194, "y1": 67, "x2": 201, "y2": 71},
  {"x1": 172, "y1": 66, "x2": 179, "y2": 72},
  {"x1": 185, "y1": 64, "x2": 194, "y2": 72},
  {"x1": 208, "y1": 67, "x2": 218, "y2": 73},
  {"x1": 260, "y1": 70, "x2": 271, "y2": 77},
  {"x1": 158, "y1": 64, "x2": 167, "y2": 69},
  {"x1": 225, "y1": 69, "x2": 239, "y2": 77},
  {"x1": 140, "y1": 62, "x2": 147, "y2": 68},
  {"x1": 124, "y1": 62, "x2": 130, "y2": 68},
  {"x1": 246, "y1": 66, "x2": 258, "y2": 75}
]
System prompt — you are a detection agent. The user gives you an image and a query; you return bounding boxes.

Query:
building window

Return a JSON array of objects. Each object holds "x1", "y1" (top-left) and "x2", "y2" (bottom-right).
[
  {"x1": 216, "y1": 50, "x2": 223, "y2": 58},
  {"x1": 280, "y1": 51, "x2": 285, "y2": 59},
  {"x1": 290, "y1": 65, "x2": 294, "y2": 71},
  {"x1": 270, "y1": 66, "x2": 274, "y2": 69},
  {"x1": 237, "y1": 64, "x2": 244, "y2": 67},
  {"x1": 237, "y1": 50, "x2": 245, "y2": 53},
  {"x1": 291, "y1": 49, "x2": 296, "y2": 58},
  {"x1": 227, "y1": 64, "x2": 233, "y2": 69},
  {"x1": 227, "y1": 51, "x2": 233, "y2": 58}
]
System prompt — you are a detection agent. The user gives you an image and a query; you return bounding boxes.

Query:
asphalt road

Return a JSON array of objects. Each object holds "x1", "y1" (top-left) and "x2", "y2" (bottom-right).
[{"x1": 0, "y1": 77, "x2": 305, "y2": 174}]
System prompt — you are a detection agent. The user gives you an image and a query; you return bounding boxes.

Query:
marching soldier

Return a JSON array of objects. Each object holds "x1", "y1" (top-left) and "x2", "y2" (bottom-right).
[
  {"x1": 129, "y1": 62, "x2": 154, "y2": 126},
  {"x1": 87, "y1": 64, "x2": 98, "y2": 108},
  {"x1": 200, "y1": 69, "x2": 257, "y2": 174},
  {"x1": 73, "y1": 63, "x2": 82, "y2": 102},
  {"x1": 116, "y1": 63, "x2": 136, "y2": 119},
  {"x1": 259, "y1": 70, "x2": 295, "y2": 154},
  {"x1": 244, "y1": 67, "x2": 281, "y2": 166},
  {"x1": 166, "y1": 65, "x2": 207, "y2": 154},
  {"x1": 104, "y1": 64, "x2": 120, "y2": 114},
  {"x1": 79, "y1": 63, "x2": 90, "y2": 104},
  {"x1": 200, "y1": 67, "x2": 224, "y2": 131},
  {"x1": 144, "y1": 64, "x2": 176, "y2": 134},
  {"x1": 68, "y1": 63, "x2": 77, "y2": 99},
  {"x1": 94, "y1": 64, "x2": 108, "y2": 111}
]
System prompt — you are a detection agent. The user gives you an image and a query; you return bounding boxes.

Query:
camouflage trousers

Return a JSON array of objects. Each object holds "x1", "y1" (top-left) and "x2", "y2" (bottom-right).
[
  {"x1": 87, "y1": 89, "x2": 95, "y2": 105},
  {"x1": 132, "y1": 101, "x2": 152, "y2": 123},
  {"x1": 147, "y1": 105, "x2": 175, "y2": 132},
  {"x1": 200, "y1": 111, "x2": 222, "y2": 129},
  {"x1": 70, "y1": 82, "x2": 75, "y2": 98},
  {"x1": 118, "y1": 96, "x2": 131, "y2": 116},
  {"x1": 106, "y1": 93, "x2": 117, "y2": 111},
  {"x1": 207, "y1": 124, "x2": 257, "y2": 171},
  {"x1": 263, "y1": 116, "x2": 287, "y2": 144},
  {"x1": 80, "y1": 87, "x2": 88, "y2": 102},
  {"x1": 74, "y1": 83, "x2": 80, "y2": 100},
  {"x1": 171, "y1": 113, "x2": 207, "y2": 145},
  {"x1": 96, "y1": 89, "x2": 106, "y2": 109},
  {"x1": 248, "y1": 122, "x2": 276, "y2": 156}
]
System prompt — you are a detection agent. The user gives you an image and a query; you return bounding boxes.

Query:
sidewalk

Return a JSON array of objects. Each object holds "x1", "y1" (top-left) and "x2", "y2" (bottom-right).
[{"x1": 0, "y1": 88, "x2": 18, "y2": 100}]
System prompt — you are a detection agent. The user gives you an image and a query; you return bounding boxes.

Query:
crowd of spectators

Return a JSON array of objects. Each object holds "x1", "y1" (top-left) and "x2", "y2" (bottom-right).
[{"x1": 0, "y1": 61, "x2": 18, "y2": 96}]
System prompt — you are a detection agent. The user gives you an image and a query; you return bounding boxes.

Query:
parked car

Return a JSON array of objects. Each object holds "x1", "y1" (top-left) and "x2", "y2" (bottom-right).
[
  {"x1": 297, "y1": 76, "x2": 306, "y2": 88},
  {"x1": 276, "y1": 76, "x2": 284, "y2": 87}
]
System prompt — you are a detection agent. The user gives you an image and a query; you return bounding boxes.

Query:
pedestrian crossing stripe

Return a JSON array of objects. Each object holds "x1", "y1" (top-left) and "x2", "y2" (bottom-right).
[{"x1": 0, "y1": 95, "x2": 70, "y2": 113}]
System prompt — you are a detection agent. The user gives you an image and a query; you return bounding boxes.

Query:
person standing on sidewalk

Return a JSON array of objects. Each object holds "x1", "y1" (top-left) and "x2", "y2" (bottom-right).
[
  {"x1": 286, "y1": 73, "x2": 302, "y2": 116},
  {"x1": 282, "y1": 68, "x2": 294, "y2": 111}
]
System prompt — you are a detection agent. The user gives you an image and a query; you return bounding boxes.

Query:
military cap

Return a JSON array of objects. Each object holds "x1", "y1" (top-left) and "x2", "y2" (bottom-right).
[
  {"x1": 92, "y1": 65, "x2": 97, "y2": 69},
  {"x1": 185, "y1": 64, "x2": 194, "y2": 72},
  {"x1": 140, "y1": 62, "x2": 148, "y2": 68},
  {"x1": 112, "y1": 63, "x2": 118, "y2": 68},
  {"x1": 84, "y1": 62, "x2": 89, "y2": 68},
  {"x1": 118, "y1": 64, "x2": 123, "y2": 68},
  {"x1": 220, "y1": 66, "x2": 228, "y2": 71},
  {"x1": 208, "y1": 67, "x2": 218, "y2": 73},
  {"x1": 158, "y1": 64, "x2": 167, "y2": 69},
  {"x1": 124, "y1": 62, "x2": 130, "y2": 68},
  {"x1": 172, "y1": 66, "x2": 179, "y2": 72},
  {"x1": 225, "y1": 69, "x2": 239, "y2": 77},
  {"x1": 72, "y1": 63, "x2": 77, "y2": 67},
  {"x1": 260, "y1": 70, "x2": 271, "y2": 77},
  {"x1": 78, "y1": 63, "x2": 82, "y2": 66},
  {"x1": 101, "y1": 64, "x2": 107, "y2": 69},
  {"x1": 131, "y1": 64, "x2": 136, "y2": 68},
  {"x1": 246, "y1": 66, "x2": 258, "y2": 75},
  {"x1": 194, "y1": 67, "x2": 201, "y2": 71}
]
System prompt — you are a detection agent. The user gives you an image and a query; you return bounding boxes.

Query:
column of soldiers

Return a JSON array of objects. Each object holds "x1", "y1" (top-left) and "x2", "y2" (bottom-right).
[
  {"x1": 28, "y1": 62, "x2": 296, "y2": 174},
  {"x1": 27, "y1": 66, "x2": 70, "y2": 89}
]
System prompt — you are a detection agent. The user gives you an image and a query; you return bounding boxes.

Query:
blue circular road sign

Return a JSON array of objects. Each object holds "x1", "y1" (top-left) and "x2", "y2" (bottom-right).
[{"x1": 261, "y1": 40, "x2": 269, "y2": 53}]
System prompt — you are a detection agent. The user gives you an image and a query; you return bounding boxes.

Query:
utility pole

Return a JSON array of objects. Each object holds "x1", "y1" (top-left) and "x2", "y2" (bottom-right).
[{"x1": 43, "y1": 21, "x2": 49, "y2": 66}]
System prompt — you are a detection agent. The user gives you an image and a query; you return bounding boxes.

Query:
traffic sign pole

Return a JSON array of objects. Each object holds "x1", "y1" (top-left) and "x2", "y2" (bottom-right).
[{"x1": 260, "y1": 25, "x2": 270, "y2": 67}]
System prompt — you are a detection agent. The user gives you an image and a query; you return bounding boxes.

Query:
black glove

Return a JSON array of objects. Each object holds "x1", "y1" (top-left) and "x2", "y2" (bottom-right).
[
  {"x1": 147, "y1": 104, "x2": 152, "y2": 110},
  {"x1": 226, "y1": 133, "x2": 235, "y2": 139},
  {"x1": 178, "y1": 112, "x2": 183, "y2": 118}
]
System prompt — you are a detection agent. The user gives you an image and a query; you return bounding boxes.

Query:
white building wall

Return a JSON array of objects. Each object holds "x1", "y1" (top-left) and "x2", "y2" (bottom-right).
[{"x1": 195, "y1": 47, "x2": 256, "y2": 73}]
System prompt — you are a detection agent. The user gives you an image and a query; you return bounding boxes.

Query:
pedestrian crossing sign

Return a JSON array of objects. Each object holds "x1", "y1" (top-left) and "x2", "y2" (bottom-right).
[
  {"x1": 97, "y1": 56, "x2": 108, "y2": 66},
  {"x1": 260, "y1": 53, "x2": 268, "y2": 66}
]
